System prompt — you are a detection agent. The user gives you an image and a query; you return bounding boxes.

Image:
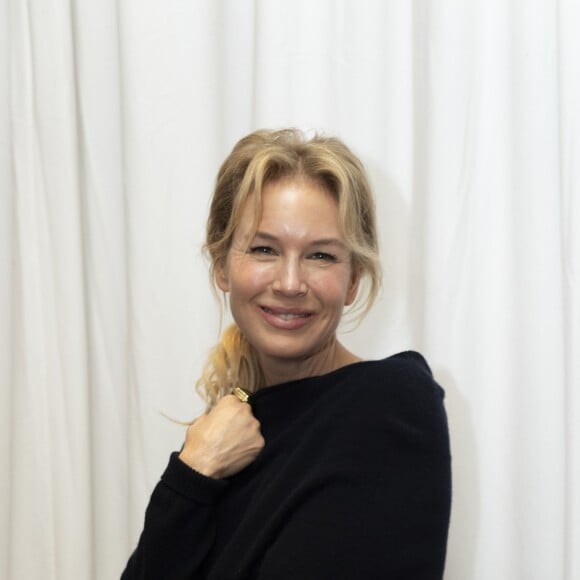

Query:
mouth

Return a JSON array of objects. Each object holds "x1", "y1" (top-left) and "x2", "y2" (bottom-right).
[
  {"x1": 258, "y1": 305, "x2": 315, "y2": 330},
  {"x1": 260, "y1": 306, "x2": 313, "y2": 320}
]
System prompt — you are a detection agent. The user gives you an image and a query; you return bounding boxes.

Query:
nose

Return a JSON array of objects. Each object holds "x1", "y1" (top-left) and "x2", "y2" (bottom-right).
[{"x1": 272, "y1": 256, "x2": 307, "y2": 297}]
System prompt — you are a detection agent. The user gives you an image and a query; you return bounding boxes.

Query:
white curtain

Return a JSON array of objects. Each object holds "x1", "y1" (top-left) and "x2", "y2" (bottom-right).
[{"x1": 1, "y1": 1, "x2": 578, "y2": 578}]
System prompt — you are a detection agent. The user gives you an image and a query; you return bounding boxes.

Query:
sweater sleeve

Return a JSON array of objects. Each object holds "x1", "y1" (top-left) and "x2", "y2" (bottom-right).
[
  {"x1": 121, "y1": 452, "x2": 228, "y2": 580},
  {"x1": 256, "y1": 354, "x2": 452, "y2": 580}
]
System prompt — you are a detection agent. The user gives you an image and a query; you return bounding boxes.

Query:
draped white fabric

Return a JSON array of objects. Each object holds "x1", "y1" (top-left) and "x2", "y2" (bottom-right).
[{"x1": 1, "y1": 1, "x2": 578, "y2": 578}]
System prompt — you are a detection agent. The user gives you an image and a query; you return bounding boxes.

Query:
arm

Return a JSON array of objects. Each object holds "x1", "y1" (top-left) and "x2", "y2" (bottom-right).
[
  {"x1": 121, "y1": 454, "x2": 227, "y2": 580},
  {"x1": 121, "y1": 396, "x2": 264, "y2": 579},
  {"x1": 257, "y1": 471, "x2": 450, "y2": 580}
]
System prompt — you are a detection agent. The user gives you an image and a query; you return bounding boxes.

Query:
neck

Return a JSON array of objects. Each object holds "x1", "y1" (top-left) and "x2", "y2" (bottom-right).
[{"x1": 258, "y1": 339, "x2": 361, "y2": 388}]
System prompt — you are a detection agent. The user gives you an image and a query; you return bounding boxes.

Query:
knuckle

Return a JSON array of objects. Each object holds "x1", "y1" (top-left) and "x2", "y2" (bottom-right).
[{"x1": 220, "y1": 394, "x2": 237, "y2": 406}]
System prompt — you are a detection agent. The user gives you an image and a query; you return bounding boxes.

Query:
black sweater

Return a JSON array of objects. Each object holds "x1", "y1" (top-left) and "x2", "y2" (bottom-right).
[{"x1": 122, "y1": 351, "x2": 452, "y2": 579}]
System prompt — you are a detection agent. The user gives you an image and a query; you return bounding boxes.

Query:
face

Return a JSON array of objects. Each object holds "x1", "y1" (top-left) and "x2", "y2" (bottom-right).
[{"x1": 216, "y1": 178, "x2": 360, "y2": 368}]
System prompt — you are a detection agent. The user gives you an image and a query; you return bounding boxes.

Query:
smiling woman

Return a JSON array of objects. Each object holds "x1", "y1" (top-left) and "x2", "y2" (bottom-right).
[
  {"x1": 199, "y1": 128, "x2": 382, "y2": 404},
  {"x1": 121, "y1": 129, "x2": 452, "y2": 579},
  {"x1": 217, "y1": 178, "x2": 361, "y2": 385}
]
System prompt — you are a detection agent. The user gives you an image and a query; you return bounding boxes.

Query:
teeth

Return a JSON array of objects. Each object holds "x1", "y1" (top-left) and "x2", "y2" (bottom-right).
[
  {"x1": 264, "y1": 307, "x2": 308, "y2": 320},
  {"x1": 278, "y1": 313, "x2": 303, "y2": 320}
]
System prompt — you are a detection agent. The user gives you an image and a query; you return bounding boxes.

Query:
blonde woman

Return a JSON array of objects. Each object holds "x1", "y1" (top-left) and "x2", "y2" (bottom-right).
[{"x1": 122, "y1": 129, "x2": 451, "y2": 579}]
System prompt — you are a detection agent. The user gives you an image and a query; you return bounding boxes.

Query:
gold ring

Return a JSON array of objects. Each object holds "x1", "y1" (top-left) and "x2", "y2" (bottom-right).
[{"x1": 232, "y1": 386, "x2": 250, "y2": 403}]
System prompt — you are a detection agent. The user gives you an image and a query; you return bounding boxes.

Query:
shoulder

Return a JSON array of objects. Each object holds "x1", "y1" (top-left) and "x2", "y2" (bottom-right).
[
  {"x1": 338, "y1": 351, "x2": 449, "y2": 449},
  {"x1": 348, "y1": 350, "x2": 444, "y2": 400}
]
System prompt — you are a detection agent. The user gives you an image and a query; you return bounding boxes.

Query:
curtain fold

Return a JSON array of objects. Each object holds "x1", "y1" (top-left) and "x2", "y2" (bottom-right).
[
  {"x1": 0, "y1": 3, "x2": 11, "y2": 578},
  {"x1": 1, "y1": 1, "x2": 578, "y2": 579},
  {"x1": 560, "y1": 2, "x2": 580, "y2": 578}
]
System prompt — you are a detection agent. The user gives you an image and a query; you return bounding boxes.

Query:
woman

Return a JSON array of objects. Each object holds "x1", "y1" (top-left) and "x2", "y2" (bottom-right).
[{"x1": 122, "y1": 129, "x2": 451, "y2": 579}]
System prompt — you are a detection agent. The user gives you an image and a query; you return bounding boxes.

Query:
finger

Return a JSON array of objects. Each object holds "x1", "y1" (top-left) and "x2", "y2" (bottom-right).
[{"x1": 232, "y1": 386, "x2": 250, "y2": 403}]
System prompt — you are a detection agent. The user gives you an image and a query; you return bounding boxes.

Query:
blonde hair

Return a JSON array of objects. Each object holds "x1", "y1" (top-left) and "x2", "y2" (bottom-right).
[{"x1": 197, "y1": 128, "x2": 381, "y2": 407}]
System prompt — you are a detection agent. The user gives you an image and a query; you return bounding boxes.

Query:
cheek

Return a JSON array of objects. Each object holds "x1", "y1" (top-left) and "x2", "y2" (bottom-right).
[
  {"x1": 308, "y1": 270, "x2": 353, "y2": 305},
  {"x1": 229, "y1": 262, "x2": 274, "y2": 295}
]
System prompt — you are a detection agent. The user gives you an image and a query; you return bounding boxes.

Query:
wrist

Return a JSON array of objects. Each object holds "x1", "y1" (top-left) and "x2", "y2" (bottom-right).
[{"x1": 178, "y1": 450, "x2": 221, "y2": 479}]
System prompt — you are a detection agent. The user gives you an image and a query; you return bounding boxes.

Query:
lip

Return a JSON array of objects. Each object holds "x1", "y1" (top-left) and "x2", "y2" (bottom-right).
[{"x1": 258, "y1": 305, "x2": 315, "y2": 330}]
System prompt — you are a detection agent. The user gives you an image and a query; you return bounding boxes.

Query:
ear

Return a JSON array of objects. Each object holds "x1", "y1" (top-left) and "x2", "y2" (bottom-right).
[
  {"x1": 215, "y1": 259, "x2": 230, "y2": 293},
  {"x1": 344, "y1": 268, "x2": 361, "y2": 306}
]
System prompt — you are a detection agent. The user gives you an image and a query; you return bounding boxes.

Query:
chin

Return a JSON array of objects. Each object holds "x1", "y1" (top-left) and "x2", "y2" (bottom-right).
[
  {"x1": 257, "y1": 342, "x2": 310, "y2": 361},
  {"x1": 254, "y1": 334, "x2": 333, "y2": 363}
]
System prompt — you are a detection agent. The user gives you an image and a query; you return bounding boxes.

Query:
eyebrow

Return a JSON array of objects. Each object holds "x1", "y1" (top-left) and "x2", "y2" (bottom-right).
[{"x1": 253, "y1": 231, "x2": 347, "y2": 248}]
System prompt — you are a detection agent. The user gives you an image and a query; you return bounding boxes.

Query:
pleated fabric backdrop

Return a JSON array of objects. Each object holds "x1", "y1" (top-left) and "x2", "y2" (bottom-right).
[{"x1": 1, "y1": 1, "x2": 578, "y2": 579}]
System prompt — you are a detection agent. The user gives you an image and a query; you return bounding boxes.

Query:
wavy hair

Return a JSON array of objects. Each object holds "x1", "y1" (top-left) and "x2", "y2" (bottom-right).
[{"x1": 197, "y1": 128, "x2": 381, "y2": 407}]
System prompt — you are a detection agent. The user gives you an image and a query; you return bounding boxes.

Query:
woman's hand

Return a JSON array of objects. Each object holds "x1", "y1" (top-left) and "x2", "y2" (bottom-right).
[{"x1": 178, "y1": 395, "x2": 265, "y2": 479}]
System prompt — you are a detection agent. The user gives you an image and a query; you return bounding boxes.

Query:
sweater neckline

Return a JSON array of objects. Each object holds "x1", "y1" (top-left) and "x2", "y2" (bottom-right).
[
  {"x1": 247, "y1": 351, "x2": 427, "y2": 406},
  {"x1": 248, "y1": 358, "x2": 374, "y2": 403},
  {"x1": 245, "y1": 352, "x2": 424, "y2": 436},
  {"x1": 246, "y1": 359, "x2": 372, "y2": 436}
]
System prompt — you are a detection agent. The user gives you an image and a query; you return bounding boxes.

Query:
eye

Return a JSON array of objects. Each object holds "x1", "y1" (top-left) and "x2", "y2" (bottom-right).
[
  {"x1": 309, "y1": 252, "x2": 337, "y2": 262},
  {"x1": 248, "y1": 246, "x2": 277, "y2": 256}
]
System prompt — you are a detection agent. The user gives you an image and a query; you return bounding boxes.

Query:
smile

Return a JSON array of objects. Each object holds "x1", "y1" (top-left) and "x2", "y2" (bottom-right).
[
  {"x1": 260, "y1": 306, "x2": 312, "y2": 319},
  {"x1": 259, "y1": 306, "x2": 314, "y2": 329}
]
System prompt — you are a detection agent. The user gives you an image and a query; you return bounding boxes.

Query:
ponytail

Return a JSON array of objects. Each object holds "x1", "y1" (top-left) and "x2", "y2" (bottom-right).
[{"x1": 196, "y1": 324, "x2": 264, "y2": 408}]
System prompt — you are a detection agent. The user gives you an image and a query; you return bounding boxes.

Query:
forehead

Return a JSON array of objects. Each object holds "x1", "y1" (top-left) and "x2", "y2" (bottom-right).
[{"x1": 235, "y1": 178, "x2": 342, "y2": 239}]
